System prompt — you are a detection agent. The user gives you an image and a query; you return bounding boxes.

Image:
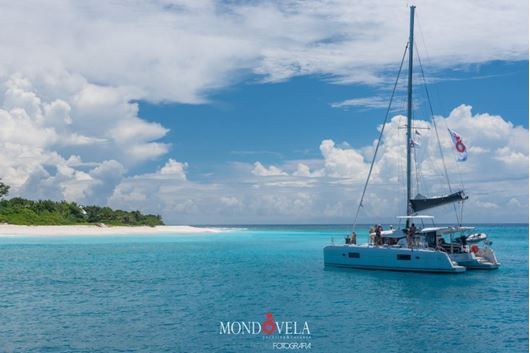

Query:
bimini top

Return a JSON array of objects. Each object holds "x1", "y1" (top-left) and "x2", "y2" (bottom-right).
[
  {"x1": 420, "y1": 226, "x2": 475, "y2": 234},
  {"x1": 396, "y1": 215, "x2": 434, "y2": 219}
]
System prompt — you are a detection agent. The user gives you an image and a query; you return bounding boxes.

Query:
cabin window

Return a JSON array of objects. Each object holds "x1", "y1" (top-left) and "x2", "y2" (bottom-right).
[
  {"x1": 397, "y1": 254, "x2": 411, "y2": 261},
  {"x1": 348, "y1": 252, "x2": 360, "y2": 258}
]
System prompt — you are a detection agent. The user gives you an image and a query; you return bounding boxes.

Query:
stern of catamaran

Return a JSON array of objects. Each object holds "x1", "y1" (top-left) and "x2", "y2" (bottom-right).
[{"x1": 410, "y1": 220, "x2": 501, "y2": 270}]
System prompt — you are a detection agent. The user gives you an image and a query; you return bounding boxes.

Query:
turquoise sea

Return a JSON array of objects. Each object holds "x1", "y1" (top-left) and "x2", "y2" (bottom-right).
[{"x1": 0, "y1": 224, "x2": 527, "y2": 353}]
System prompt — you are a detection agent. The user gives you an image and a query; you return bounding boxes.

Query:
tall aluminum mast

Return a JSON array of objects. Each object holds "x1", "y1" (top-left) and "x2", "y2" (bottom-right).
[{"x1": 406, "y1": 5, "x2": 415, "y2": 228}]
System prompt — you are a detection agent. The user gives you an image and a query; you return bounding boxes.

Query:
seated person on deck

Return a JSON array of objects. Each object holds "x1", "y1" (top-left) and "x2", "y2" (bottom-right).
[{"x1": 436, "y1": 238, "x2": 446, "y2": 252}]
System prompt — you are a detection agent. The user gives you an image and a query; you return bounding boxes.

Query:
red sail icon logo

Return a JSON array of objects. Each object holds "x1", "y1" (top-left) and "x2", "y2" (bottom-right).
[{"x1": 261, "y1": 312, "x2": 276, "y2": 334}]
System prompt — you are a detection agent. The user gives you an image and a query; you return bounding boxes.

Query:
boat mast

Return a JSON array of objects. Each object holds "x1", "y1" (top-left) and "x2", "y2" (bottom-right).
[{"x1": 406, "y1": 5, "x2": 415, "y2": 228}]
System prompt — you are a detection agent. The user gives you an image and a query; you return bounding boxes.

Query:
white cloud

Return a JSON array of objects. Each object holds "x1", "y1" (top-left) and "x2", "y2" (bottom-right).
[
  {"x1": 319, "y1": 139, "x2": 368, "y2": 179},
  {"x1": 0, "y1": 1, "x2": 525, "y2": 103},
  {"x1": 507, "y1": 197, "x2": 523, "y2": 208},
  {"x1": 85, "y1": 160, "x2": 126, "y2": 205},
  {"x1": 104, "y1": 105, "x2": 528, "y2": 224},
  {"x1": 331, "y1": 96, "x2": 390, "y2": 110},
  {"x1": 0, "y1": 74, "x2": 170, "y2": 203},
  {"x1": 110, "y1": 119, "x2": 168, "y2": 145},
  {"x1": 0, "y1": 74, "x2": 525, "y2": 224},
  {"x1": 251, "y1": 162, "x2": 288, "y2": 176},
  {"x1": 473, "y1": 200, "x2": 499, "y2": 209},
  {"x1": 0, "y1": 1, "x2": 526, "y2": 224},
  {"x1": 292, "y1": 163, "x2": 324, "y2": 178},
  {"x1": 159, "y1": 159, "x2": 188, "y2": 180},
  {"x1": 442, "y1": 105, "x2": 529, "y2": 178},
  {"x1": 43, "y1": 99, "x2": 72, "y2": 126},
  {"x1": 220, "y1": 196, "x2": 243, "y2": 208}
]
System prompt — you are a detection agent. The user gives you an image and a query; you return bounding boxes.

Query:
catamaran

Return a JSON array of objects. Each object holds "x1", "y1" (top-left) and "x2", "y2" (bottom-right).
[{"x1": 323, "y1": 6, "x2": 500, "y2": 273}]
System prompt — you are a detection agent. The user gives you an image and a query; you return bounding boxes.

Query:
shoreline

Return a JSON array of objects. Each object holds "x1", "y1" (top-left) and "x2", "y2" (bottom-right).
[{"x1": 0, "y1": 224, "x2": 224, "y2": 236}]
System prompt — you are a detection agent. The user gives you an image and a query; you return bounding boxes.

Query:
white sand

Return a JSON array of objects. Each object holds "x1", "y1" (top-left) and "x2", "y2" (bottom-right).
[{"x1": 0, "y1": 224, "x2": 223, "y2": 236}]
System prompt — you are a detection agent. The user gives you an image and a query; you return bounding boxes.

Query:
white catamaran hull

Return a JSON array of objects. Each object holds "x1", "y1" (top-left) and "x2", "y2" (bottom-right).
[{"x1": 324, "y1": 245, "x2": 466, "y2": 273}]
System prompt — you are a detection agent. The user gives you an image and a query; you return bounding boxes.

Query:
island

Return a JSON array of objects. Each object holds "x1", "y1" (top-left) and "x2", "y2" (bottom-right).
[
  {"x1": 0, "y1": 181, "x2": 220, "y2": 236},
  {"x1": 0, "y1": 198, "x2": 164, "y2": 226}
]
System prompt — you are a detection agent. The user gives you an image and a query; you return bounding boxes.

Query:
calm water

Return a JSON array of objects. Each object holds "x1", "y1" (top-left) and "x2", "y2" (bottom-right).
[{"x1": 0, "y1": 225, "x2": 527, "y2": 353}]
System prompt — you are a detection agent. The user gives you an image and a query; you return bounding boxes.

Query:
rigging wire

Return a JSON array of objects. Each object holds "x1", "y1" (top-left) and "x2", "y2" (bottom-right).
[
  {"x1": 417, "y1": 13, "x2": 468, "y2": 224},
  {"x1": 352, "y1": 43, "x2": 409, "y2": 231},
  {"x1": 415, "y1": 42, "x2": 462, "y2": 225},
  {"x1": 416, "y1": 14, "x2": 446, "y2": 189},
  {"x1": 394, "y1": 91, "x2": 407, "y2": 216},
  {"x1": 413, "y1": 84, "x2": 431, "y2": 199},
  {"x1": 413, "y1": 147, "x2": 421, "y2": 193},
  {"x1": 412, "y1": 110, "x2": 421, "y2": 193},
  {"x1": 412, "y1": 107, "x2": 429, "y2": 197}
]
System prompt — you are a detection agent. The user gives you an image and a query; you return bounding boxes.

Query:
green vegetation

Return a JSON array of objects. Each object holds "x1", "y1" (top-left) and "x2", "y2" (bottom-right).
[{"x1": 0, "y1": 180, "x2": 163, "y2": 226}]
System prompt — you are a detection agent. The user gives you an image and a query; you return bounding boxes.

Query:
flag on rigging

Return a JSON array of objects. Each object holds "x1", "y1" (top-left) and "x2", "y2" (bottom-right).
[
  {"x1": 411, "y1": 129, "x2": 421, "y2": 148},
  {"x1": 448, "y1": 128, "x2": 467, "y2": 161}
]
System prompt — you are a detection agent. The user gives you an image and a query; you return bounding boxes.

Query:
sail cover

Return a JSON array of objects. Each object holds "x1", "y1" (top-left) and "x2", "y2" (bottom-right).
[{"x1": 410, "y1": 191, "x2": 468, "y2": 213}]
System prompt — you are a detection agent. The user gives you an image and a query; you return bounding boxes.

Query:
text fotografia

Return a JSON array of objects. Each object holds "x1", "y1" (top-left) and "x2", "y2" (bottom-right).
[
  {"x1": 273, "y1": 342, "x2": 312, "y2": 350},
  {"x1": 219, "y1": 313, "x2": 312, "y2": 350}
]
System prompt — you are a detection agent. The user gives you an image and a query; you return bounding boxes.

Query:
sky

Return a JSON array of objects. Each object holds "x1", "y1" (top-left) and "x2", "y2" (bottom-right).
[{"x1": 0, "y1": 0, "x2": 527, "y2": 224}]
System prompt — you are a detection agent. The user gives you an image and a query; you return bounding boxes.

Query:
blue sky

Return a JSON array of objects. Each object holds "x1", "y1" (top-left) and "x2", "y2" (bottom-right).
[
  {"x1": 138, "y1": 60, "x2": 528, "y2": 179},
  {"x1": 0, "y1": 1, "x2": 526, "y2": 224}
]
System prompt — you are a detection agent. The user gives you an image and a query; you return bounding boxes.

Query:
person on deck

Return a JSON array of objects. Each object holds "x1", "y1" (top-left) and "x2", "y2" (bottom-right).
[
  {"x1": 375, "y1": 225, "x2": 383, "y2": 246},
  {"x1": 350, "y1": 231, "x2": 357, "y2": 245},
  {"x1": 436, "y1": 238, "x2": 446, "y2": 252},
  {"x1": 407, "y1": 223, "x2": 417, "y2": 248}
]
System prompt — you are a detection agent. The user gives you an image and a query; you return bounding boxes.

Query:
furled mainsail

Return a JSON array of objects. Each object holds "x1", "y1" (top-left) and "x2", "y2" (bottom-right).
[{"x1": 410, "y1": 191, "x2": 468, "y2": 213}]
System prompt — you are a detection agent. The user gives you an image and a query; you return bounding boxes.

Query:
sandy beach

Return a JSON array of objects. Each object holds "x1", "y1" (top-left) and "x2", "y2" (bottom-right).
[{"x1": 0, "y1": 224, "x2": 223, "y2": 236}]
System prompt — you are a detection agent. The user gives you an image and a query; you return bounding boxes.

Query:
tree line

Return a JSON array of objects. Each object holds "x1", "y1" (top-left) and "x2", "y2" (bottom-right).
[{"x1": 0, "y1": 181, "x2": 164, "y2": 226}]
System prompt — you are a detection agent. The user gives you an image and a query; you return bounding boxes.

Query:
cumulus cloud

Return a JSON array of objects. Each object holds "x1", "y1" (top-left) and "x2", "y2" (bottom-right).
[
  {"x1": 0, "y1": 74, "x2": 169, "y2": 203},
  {"x1": 251, "y1": 162, "x2": 288, "y2": 176},
  {"x1": 319, "y1": 139, "x2": 370, "y2": 180},
  {"x1": 0, "y1": 66, "x2": 525, "y2": 224},
  {"x1": 159, "y1": 159, "x2": 188, "y2": 180},
  {"x1": 292, "y1": 163, "x2": 324, "y2": 178},
  {"x1": 0, "y1": 1, "x2": 526, "y2": 224},
  {"x1": 105, "y1": 105, "x2": 528, "y2": 224}
]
